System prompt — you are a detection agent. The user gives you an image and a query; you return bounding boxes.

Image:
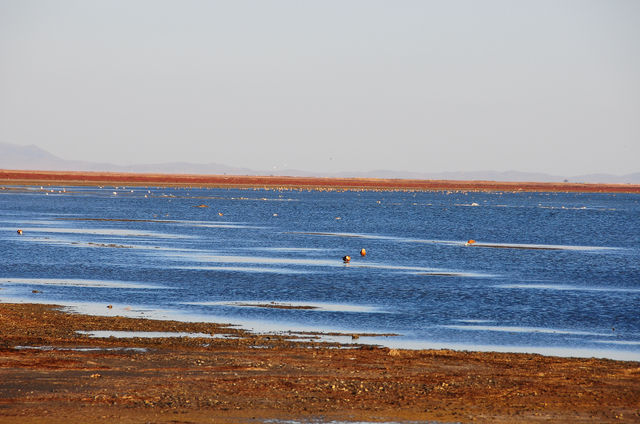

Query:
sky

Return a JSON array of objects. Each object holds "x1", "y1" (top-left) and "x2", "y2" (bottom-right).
[{"x1": 1, "y1": 0, "x2": 639, "y2": 176}]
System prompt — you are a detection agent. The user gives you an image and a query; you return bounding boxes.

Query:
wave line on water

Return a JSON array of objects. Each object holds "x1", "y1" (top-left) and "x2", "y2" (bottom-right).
[
  {"x1": 286, "y1": 231, "x2": 397, "y2": 241},
  {"x1": 184, "y1": 301, "x2": 387, "y2": 313},
  {"x1": 0, "y1": 278, "x2": 166, "y2": 289},
  {"x1": 156, "y1": 250, "x2": 477, "y2": 275},
  {"x1": 439, "y1": 324, "x2": 615, "y2": 338},
  {"x1": 593, "y1": 340, "x2": 640, "y2": 346},
  {"x1": 167, "y1": 265, "x2": 310, "y2": 274},
  {"x1": 496, "y1": 284, "x2": 640, "y2": 293},
  {"x1": 10, "y1": 226, "x2": 190, "y2": 239},
  {"x1": 290, "y1": 231, "x2": 618, "y2": 252},
  {"x1": 157, "y1": 252, "x2": 339, "y2": 267},
  {"x1": 408, "y1": 239, "x2": 618, "y2": 251}
]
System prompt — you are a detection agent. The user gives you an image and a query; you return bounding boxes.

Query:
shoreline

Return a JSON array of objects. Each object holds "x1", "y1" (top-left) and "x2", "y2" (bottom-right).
[
  {"x1": 2, "y1": 169, "x2": 640, "y2": 193},
  {"x1": 0, "y1": 302, "x2": 639, "y2": 423},
  {"x1": 7, "y1": 295, "x2": 640, "y2": 363}
]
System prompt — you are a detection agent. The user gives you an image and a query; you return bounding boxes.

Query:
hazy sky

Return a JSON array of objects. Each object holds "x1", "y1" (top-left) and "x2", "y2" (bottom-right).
[{"x1": 1, "y1": 0, "x2": 639, "y2": 175}]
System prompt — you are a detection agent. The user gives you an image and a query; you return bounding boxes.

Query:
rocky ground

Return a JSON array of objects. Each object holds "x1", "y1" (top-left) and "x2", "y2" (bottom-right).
[{"x1": 0, "y1": 303, "x2": 638, "y2": 423}]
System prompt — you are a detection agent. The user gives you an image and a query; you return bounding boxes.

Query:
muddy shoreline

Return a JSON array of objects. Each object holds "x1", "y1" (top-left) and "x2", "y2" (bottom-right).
[
  {"x1": 2, "y1": 169, "x2": 640, "y2": 193},
  {"x1": 0, "y1": 302, "x2": 638, "y2": 423}
]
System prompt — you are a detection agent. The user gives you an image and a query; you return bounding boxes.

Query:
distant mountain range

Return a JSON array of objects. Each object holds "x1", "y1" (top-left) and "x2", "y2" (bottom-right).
[{"x1": 1, "y1": 141, "x2": 639, "y2": 184}]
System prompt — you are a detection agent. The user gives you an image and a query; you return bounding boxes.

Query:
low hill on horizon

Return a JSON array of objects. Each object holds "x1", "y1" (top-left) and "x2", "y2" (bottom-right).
[{"x1": 1, "y1": 141, "x2": 639, "y2": 184}]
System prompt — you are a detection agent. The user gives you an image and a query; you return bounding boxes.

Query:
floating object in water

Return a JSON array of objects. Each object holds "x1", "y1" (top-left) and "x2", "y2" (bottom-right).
[
  {"x1": 218, "y1": 212, "x2": 224, "y2": 216},
  {"x1": 465, "y1": 239, "x2": 476, "y2": 246},
  {"x1": 342, "y1": 255, "x2": 351, "y2": 263},
  {"x1": 32, "y1": 289, "x2": 40, "y2": 294},
  {"x1": 17, "y1": 229, "x2": 23, "y2": 235},
  {"x1": 360, "y1": 248, "x2": 366, "y2": 256},
  {"x1": 194, "y1": 204, "x2": 208, "y2": 208},
  {"x1": 335, "y1": 217, "x2": 341, "y2": 220}
]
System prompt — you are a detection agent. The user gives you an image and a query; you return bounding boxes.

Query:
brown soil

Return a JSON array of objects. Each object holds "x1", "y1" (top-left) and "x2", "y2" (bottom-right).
[
  {"x1": 1, "y1": 169, "x2": 640, "y2": 193},
  {"x1": 0, "y1": 303, "x2": 638, "y2": 423}
]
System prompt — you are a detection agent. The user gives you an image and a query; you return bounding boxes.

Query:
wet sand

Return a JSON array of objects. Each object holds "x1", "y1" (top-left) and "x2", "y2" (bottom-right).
[
  {"x1": 0, "y1": 303, "x2": 638, "y2": 423},
  {"x1": 2, "y1": 169, "x2": 640, "y2": 192}
]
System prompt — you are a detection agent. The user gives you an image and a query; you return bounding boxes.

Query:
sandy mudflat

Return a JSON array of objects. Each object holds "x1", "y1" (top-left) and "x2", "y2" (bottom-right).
[
  {"x1": 0, "y1": 303, "x2": 638, "y2": 423},
  {"x1": 1, "y1": 169, "x2": 640, "y2": 192}
]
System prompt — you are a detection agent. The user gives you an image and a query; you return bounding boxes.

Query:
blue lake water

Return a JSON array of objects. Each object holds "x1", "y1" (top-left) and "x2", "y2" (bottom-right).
[{"x1": 1, "y1": 185, "x2": 639, "y2": 361}]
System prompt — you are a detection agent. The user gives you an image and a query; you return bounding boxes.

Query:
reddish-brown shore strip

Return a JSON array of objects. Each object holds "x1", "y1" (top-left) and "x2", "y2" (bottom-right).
[
  {"x1": 0, "y1": 303, "x2": 638, "y2": 423},
  {"x1": 1, "y1": 169, "x2": 640, "y2": 192}
]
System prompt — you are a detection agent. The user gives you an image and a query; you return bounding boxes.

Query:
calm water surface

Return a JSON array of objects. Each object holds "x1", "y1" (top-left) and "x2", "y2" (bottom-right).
[{"x1": 1, "y1": 186, "x2": 639, "y2": 360}]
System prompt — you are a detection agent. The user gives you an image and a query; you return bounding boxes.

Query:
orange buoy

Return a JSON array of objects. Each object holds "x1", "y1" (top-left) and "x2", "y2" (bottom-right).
[
  {"x1": 360, "y1": 248, "x2": 366, "y2": 256},
  {"x1": 17, "y1": 229, "x2": 23, "y2": 235},
  {"x1": 342, "y1": 255, "x2": 351, "y2": 263},
  {"x1": 465, "y1": 239, "x2": 476, "y2": 246}
]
